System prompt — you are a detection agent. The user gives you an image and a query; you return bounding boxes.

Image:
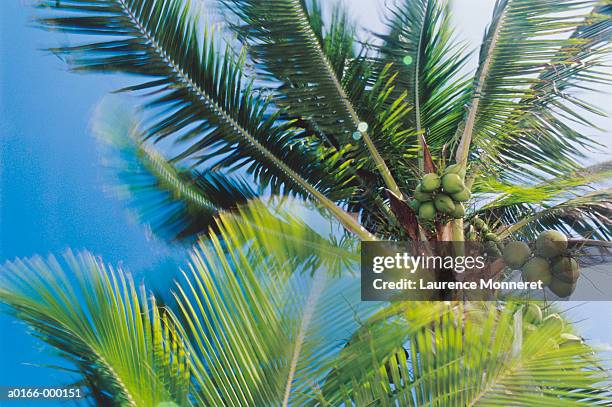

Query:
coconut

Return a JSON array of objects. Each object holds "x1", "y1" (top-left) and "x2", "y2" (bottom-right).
[
  {"x1": 473, "y1": 218, "x2": 486, "y2": 230},
  {"x1": 543, "y1": 313, "x2": 564, "y2": 332},
  {"x1": 535, "y1": 230, "x2": 568, "y2": 258},
  {"x1": 549, "y1": 277, "x2": 576, "y2": 298},
  {"x1": 451, "y1": 203, "x2": 465, "y2": 219},
  {"x1": 502, "y1": 241, "x2": 532, "y2": 268},
  {"x1": 444, "y1": 163, "x2": 466, "y2": 178},
  {"x1": 451, "y1": 188, "x2": 471, "y2": 202},
  {"x1": 409, "y1": 199, "x2": 421, "y2": 212},
  {"x1": 484, "y1": 233, "x2": 498, "y2": 242},
  {"x1": 551, "y1": 256, "x2": 580, "y2": 283},
  {"x1": 418, "y1": 201, "x2": 436, "y2": 220},
  {"x1": 421, "y1": 173, "x2": 441, "y2": 192},
  {"x1": 466, "y1": 231, "x2": 477, "y2": 241},
  {"x1": 559, "y1": 333, "x2": 582, "y2": 347},
  {"x1": 522, "y1": 257, "x2": 552, "y2": 286},
  {"x1": 414, "y1": 184, "x2": 433, "y2": 202},
  {"x1": 442, "y1": 174, "x2": 465, "y2": 194},
  {"x1": 434, "y1": 193, "x2": 455, "y2": 214},
  {"x1": 524, "y1": 304, "x2": 543, "y2": 324}
]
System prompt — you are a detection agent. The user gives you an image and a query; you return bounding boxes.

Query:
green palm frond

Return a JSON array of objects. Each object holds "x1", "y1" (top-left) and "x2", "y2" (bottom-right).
[
  {"x1": 0, "y1": 252, "x2": 190, "y2": 406},
  {"x1": 221, "y1": 0, "x2": 359, "y2": 141},
  {"x1": 377, "y1": 0, "x2": 471, "y2": 155},
  {"x1": 473, "y1": 161, "x2": 612, "y2": 239},
  {"x1": 305, "y1": 0, "x2": 356, "y2": 82},
  {"x1": 95, "y1": 101, "x2": 258, "y2": 242},
  {"x1": 482, "y1": 3, "x2": 612, "y2": 182},
  {"x1": 2, "y1": 202, "x2": 611, "y2": 406},
  {"x1": 491, "y1": 190, "x2": 612, "y2": 240},
  {"x1": 0, "y1": 201, "x2": 379, "y2": 405},
  {"x1": 222, "y1": 0, "x2": 404, "y2": 197},
  {"x1": 37, "y1": 0, "x2": 363, "y2": 213},
  {"x1": 319, "y1": 302, "x2": 611, "y2": 406},
  {"x1": 455, "y1": 0, "x2": 608, "y2": 178}
]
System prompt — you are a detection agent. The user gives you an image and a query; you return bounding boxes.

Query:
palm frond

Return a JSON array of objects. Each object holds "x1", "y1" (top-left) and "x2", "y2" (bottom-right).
[
  {"x1": 221, "y1": 0, "x2": 404, "y2": 197},
  {"x1": 95, "y1": 101, "x2": 258, "y2": 242},
  {"x1": 481, "y1": 2, "x2": 612, "y2": 183},
  {"x1": 170, "y1": 200, "x2": 381, "y2": 405},
  {"x1": 474, "y1": 161, "x2": 612, "y2": 239},
  {"x1": 492, "y1": 190, "x2": 612, "y2": 240},
  {"x1": 37, "y1": 0, "x2": 367, "y2": 229},
  {"x1": 455, "y1": 0, "x2": 608, "y2": 179},
  {"x1": 318, "y1": 302, "x2": 612, "y2": 406},
  {"x1": 0, "y1": 252, "x2": 190, "y2": 406},
  {"x1": 376, "y1": 0, "x2": 471, "y2": 155}
]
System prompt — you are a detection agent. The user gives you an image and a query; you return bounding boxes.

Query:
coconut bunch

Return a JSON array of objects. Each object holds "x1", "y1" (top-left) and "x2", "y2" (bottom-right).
[
  {"x1": 410, "y1": 164, "x2": 471, "y2": 223},
  {"x1": 502, "y1": 230, "x2": 580, "y2": 298},
  {"x1": 465, "y1": 216, "x2": 503, "y2": 257},
  {"x1": 522, "y1": 304, "x2": 583, "y2": 347}
]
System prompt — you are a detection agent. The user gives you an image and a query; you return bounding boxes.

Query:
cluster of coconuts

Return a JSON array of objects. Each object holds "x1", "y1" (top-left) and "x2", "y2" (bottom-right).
[
  {"x1": 465, "y1": 216, "x2": 502, "y2": 257},
  {"x1": 409, "y1": 164, "x2": 471, "y2": 221},
  {"x1": 502, "y1": 230, "x2": 580, "y2": 298},
  {"x1": 522, "y1": 304, "x2": 583, "y2": 346}
]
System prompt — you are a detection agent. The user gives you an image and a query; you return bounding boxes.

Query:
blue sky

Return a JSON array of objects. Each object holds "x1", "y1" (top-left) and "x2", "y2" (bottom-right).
[
  {"x1": 0, "y1": 0, "x2": 186, "y2": 395},
  {"x1": 1, "y1": 0, "x2": 611, "y2": 403}
]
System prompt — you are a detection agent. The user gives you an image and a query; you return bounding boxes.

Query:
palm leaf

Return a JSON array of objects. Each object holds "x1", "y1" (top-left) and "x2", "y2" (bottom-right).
[
  {"x1": 474, "y1": 161, "x2": 612, "y2": 239},
  {"x1": 0, "y1": 252, "x2": 191, "y2": 406},
  {"x1": 95, "y1": 101, "x2": 258, "y2": 242},
  {"x1": 376, "y1": 0, "x2": 471, "y2": 157},
  {"x1": 493, "y1": 190, "x2": 612, "y2": 240},
  {"x1": 479, "y1": 2, "x2": 612, "y2": 182},
  {"x1": 455, "y1": 0, "x2": 608, "y2": 178},
  {"x1": 222, "y1": 0, "x2": 404, "y2": 197},
  {"x1": 36, "y1": 0, "x2": 373, "y2": 239},
  {"x1": 319, "y1": 302, "x2": 612, "y2": 406}
]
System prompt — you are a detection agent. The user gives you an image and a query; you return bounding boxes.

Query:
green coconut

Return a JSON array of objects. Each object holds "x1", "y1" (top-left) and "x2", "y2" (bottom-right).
[
  {"x1": 522, "y1": 257, "x2": 552, "y2": 286},
  {"x1": 473, "y1": 218, "x2": 486, "y2": 230},
  {"x1": 442, "y1": 173, "x2": 465, "y2": 194},
  {"x1": 535, "y1": 230, "x2": 568, "y2": 258},
  {"x1": 551, "y1": 256, "x2": 580, "y2": 283},
  {"x1": 502, "y1": 241, "x2": 532, "y2": 269},
  {"x1": 484, "y1": 233, "x2": 499, "y2": 242},
  {"x1": 559, "y1": 333, "x2": 582, "y2": 347},
  {"x1": 414, "y1": 184, "x2": 433, "y2": 202},
  {"x1": 434, "y1": 193, "x2": 455, "y2": 214},
  {"x1": 466, "y1": 231, "x2": 478, "y2": 241},
  {"x1": 421, "y1": 173, "x2": 441, "y2": 192},
  {"x1": 543, "y1": 313, "x2": 564, "y2": 332},
  {"x1": 419, "y1": 201, "x2": 436, "y2": 220},
  {"x1": 444, "y1": 163, "x2": 466, "y2": 178},
  {"x1": 524, "y1": 304, "x2": 543, "y2": 324},
  {"x1": 451, "y1": 203, "x2": 465, "y2": 219},
  {"x1": 549, "y1": 277, "x2": 576, "y2": 298},
  {"x1": 451, "y1": 188, "x2": 471, "y2": 202}
]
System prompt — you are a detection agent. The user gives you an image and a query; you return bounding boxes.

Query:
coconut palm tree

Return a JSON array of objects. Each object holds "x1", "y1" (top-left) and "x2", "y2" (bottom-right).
[{"x1": 2, "y1": 0, "x2": 612, "y2": 405}]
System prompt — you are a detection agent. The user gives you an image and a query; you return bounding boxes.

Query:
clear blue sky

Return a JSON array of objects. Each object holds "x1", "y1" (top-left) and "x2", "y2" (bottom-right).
[{"x1": 1, "y1": 0, "x2": 611, "y2": 402}]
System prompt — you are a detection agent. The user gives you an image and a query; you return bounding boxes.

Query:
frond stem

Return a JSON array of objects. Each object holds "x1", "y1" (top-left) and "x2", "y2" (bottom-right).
[
  {"x1": 454, "y1": 2, "x2": 507, "y2": 170},
  {"x1": 293, "y1": 1, "x2": 403, "y2": 198}
]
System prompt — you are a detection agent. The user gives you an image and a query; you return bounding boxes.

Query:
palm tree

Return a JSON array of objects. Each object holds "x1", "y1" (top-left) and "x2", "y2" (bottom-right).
[{"x1": 2, "y1": 0, "x2": 612, "y2": 404}]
